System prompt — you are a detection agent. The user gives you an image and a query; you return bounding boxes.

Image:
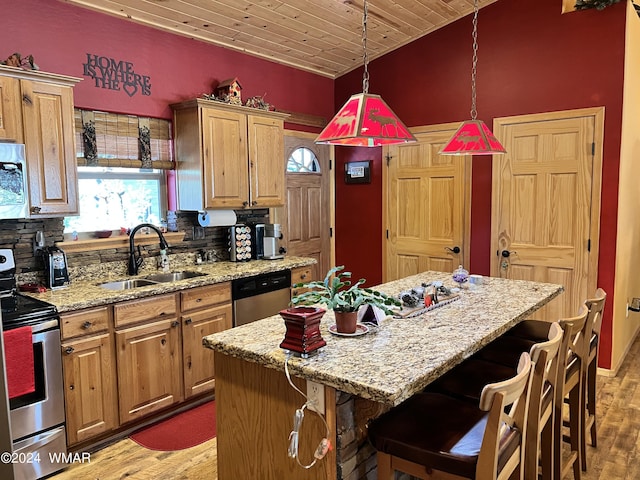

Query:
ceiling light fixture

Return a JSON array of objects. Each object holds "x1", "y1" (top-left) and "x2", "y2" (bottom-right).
[
  {"x1": 440, "y1": 0, "x2": 506, "y2": 155},
  {"x1": 315, "y1": 0, "x2": 416, "y2": 147}
]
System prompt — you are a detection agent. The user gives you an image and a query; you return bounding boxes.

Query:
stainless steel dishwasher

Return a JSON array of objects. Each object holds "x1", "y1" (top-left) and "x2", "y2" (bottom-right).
[{"x1": 232, "y1": 270, "x2": 291, "y2": 326}]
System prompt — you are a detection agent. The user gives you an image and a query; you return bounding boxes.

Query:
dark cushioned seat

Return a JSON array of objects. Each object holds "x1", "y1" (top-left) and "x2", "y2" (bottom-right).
[
  {"x1": 368, "y1": 392, "x2": 521, "y2": 479},
  {"x1": 426, "y1": 358, "x2": 517, "y2": 403},
  {"x1": 472, "y1": 335, "x2": 538, "y2": 368}
]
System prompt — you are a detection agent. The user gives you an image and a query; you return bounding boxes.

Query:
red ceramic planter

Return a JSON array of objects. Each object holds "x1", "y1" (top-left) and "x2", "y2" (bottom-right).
[{"x1": 279, "y1": 307, "x2": 327, "y2": 357}]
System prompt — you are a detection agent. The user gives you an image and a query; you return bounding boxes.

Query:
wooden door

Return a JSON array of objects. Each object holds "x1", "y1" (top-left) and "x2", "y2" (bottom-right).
[
  {"x1": 0, "y1": 75, "x2": 22, "y2": 142},
  {"x1": 21, "y1": 79, "x2": 78, "y2": 216},
  {"x1": 182, "y1": 303, "x2": 232, "y2": 398},
  {"x1": 201, "y1": 107, "x2": 248, "y2": 208},
  {"x1": 62, "y1": 333, "x2": 117, "y2": 445},
  {"x1": 116, "y1": 318, "x2": 182, "y2": 424},
  {"x1": 248, "y1": 114, "x2": 285, "y2": 207},
  {"x1": 384, "y1": 124, "x2": 471, "y2": 281},
  {"x1": 281, "y1": 132, "x2": 331, "y2": 282},
  {"x1": 491, "y1": 108, "x2": 603, "y2": 320}
]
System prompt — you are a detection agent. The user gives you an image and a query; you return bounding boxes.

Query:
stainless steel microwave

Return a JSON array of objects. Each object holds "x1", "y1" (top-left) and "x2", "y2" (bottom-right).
[{"x1": 0, "y1": 143, "x2": 28, "y2": 219}]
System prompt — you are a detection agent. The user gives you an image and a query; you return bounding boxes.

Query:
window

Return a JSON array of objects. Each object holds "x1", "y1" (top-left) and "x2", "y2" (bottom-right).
[
  {"x1": 63, "y1": 167, "x2": 166, "y2": 234},
  {"x1": 286, "y1": 147, "x2": 320, "y2": 173}
]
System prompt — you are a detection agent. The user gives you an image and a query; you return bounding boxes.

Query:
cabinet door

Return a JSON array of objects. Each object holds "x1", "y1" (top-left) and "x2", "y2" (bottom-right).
[
  {"x1": 248, "y1": 114, "x2": 285, "y2": 207},
  {"x1": 21, "y1": 79, "x2": 78, "y2": 216},
  {"x1": 62, "y1": 333, "x2": 117, "y2": 446},
  {"x1": 183, "y1": 303, "x2": 232, "y2": 398},
  {"x1": 0, "y1": 75, "x2": 23, "y2": 142},
  {"x1": 202, "y1": 107, "x2": 249, "y2": 208},
  {"x1": 116, "y1": 318, "x2": 182, "y2": 424}
]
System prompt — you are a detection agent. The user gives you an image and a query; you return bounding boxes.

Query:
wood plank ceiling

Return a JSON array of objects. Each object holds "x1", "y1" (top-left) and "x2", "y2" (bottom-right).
[{"x1": 60, "y1": 0, "x2": 500, "y2": 78}]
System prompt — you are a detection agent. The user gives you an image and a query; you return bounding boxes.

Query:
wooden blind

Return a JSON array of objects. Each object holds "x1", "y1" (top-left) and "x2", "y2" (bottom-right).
[{"x1": 74, "y1": 109, "x2": 174, "y2": 169}]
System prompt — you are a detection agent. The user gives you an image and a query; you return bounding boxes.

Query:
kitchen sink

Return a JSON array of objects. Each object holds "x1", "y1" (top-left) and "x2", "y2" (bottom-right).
[
  {"x1": 143, "y1": 270, "x2": 208, "y2": 283},
  {"x1": 99, "y1": 279, "x2": 160, "y2": 290}
]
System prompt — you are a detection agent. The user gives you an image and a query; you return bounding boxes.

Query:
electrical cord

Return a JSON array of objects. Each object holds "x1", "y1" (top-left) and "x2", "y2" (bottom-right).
[{"x1": 284, "y1": 353, "x2": 332, "y2": 469}]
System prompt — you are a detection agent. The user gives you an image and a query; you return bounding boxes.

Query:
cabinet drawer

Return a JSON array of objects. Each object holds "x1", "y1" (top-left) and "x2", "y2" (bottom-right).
[
  {"x1": 291, "y1": 267, "x2": 312, "y2": 285},
  {"x1": 181, "y1": 282, "x2": 231, "y2": 312},
  {"x1": 114, "y1": 294, "x2": 178, "y2": 328},
  {"x1": 61, "y1": 306, "x2": 110, "y2": 340}
]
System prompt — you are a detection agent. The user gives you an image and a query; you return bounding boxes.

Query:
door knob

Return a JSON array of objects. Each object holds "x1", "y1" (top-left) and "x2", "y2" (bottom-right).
[
  {"x1": 501, "y1": 250, "x2": 516, "y2": 258},
  {"x1": 445, "y1": 246, "x2": 461, "y2": 254}
]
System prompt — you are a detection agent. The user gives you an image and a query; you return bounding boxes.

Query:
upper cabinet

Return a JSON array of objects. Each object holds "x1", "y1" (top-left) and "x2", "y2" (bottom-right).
[
  {"x1": 172, "y1": 99, "x2": 288, "y2": 210},
  {"x1": 0, "y1": 66, "x2": 81, "y2": 217}
]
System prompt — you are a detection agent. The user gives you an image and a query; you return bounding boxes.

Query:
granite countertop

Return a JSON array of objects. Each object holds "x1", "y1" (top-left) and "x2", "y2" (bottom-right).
[
  {"x1": 203, "y1": 271, "x2": 564, "y2": 406},
  {"x1": 23, "y1": 256, "x2": 315, "y2": 313}
]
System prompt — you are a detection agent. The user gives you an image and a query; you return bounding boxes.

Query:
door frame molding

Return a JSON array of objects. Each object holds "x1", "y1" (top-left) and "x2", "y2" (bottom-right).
[
  {"x1": 382, "y1": 122, "x2": 472, "y2": 282},
  {"x1": 492, "y1": 106, "x2": 604, "y2": 299}
]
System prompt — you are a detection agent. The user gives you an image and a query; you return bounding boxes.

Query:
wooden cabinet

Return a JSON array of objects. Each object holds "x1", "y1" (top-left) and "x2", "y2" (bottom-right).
[
  {"x1": 114, "y1": 293, "x2": 182, "y2": 424},
  {"x1": 0, "y1": 66, "x2": 81, "y2": 217},
  {"x1": 60, "y1": 307, "x2": 117, "y2": 446},
  {"x1": 181, "y1": 283, "x2": 232, "y2": 398},
  {"x1": 172, "y1": 99, "x2": 288, "y2": 210}
]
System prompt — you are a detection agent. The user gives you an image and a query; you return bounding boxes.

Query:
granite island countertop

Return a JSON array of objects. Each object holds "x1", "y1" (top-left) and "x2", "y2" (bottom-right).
[
  {"x1": 22, "y1": 256, "x2": 316, "y2": 313},
  {"x1": 203, "y1": 271, "x2": 563, "y2": 406}
]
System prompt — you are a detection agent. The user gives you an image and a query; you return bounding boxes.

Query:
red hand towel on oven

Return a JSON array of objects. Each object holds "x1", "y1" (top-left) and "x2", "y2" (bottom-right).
[{"x1": 3, "y1": 326, "x2": 35, "y2": 399}]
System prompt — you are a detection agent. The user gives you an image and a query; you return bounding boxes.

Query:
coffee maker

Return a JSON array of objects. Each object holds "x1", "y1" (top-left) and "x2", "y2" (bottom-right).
[
  {"x1": 41, "y1": 246, "x2": 70, "y2": 289},
  {"x1": 263, "y1": 224, "x2": 285, "y2": 260}
]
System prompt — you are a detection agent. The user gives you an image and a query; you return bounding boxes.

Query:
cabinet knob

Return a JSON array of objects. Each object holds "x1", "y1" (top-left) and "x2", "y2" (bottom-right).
[
  {"x1": 22, "y1": 94, "x2": 32, "y2": 105},
  {"x1": 69, "y1": 385, "x2": 74, "y2": 390},
  {"x1": 30, "y1": 206, "x2": 41, "y2": 214},
  {"x1": 171, "y1": 321, "x2": 180, "y2": 328},
  {"x1": 300, "y1": 273, "x2": 307, "y2": 279},
  {"x1": 242, "y1": 201, "x2": 249, "y2": 207},
  {"x1": 82, "y1": 321, "x2": 92, "y2": 329},
  {"x1": 65, "y1": 346, "x2": 74, "y2": 355},
  {"x1": 252, "y1": 201, "x2": 258, "y2": 206},
  {"x1": 185, "y1": 318, "x2": 193, "y2": 325}
]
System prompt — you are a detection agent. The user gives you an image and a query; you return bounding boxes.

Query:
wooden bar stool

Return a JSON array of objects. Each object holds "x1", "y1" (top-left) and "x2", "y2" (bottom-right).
[
  {"x1": 483, "y1": 307, "x2": 588, "y2": 480},
  {"x1": 581, "y1": 288, "x2": 606, "y2": 469},
  {"x1": 368, "y1": 353, "x2": 532, "y2": 480},
  {"x1": 426, "y1": 322, "x2": 563, "y2": 480}
]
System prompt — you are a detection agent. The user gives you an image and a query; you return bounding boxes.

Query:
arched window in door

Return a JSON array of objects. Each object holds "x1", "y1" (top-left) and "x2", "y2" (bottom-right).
[{"x1": 286, "y1": 147, "x2": 320, "y2": 173}]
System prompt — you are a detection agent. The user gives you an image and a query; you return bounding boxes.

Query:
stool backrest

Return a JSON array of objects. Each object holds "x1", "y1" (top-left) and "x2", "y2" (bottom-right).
[
  {"x1": 477, "y1": 352, "x2": 532, "y2": 479},
  {"x1": 585, "y1": 288, "x2": 606, "y2": 344},
  {"x1": 524, "y1": 322, "x2": 563, "y2": 479}
]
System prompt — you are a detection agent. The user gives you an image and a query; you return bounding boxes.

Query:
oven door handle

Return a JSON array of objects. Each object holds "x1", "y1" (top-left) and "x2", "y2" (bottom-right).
[
  {"x1": 15, "y1": 426, "x2": 65, "y2": 451},
  {"x1": 30, "y1": 318, "x2": 60, "y2": 334}
]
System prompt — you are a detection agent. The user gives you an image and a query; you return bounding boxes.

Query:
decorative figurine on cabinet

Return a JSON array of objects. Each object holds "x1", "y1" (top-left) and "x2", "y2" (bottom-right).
[{"x1": 214, "y1": 77, "x2": 242, "y2": 105}]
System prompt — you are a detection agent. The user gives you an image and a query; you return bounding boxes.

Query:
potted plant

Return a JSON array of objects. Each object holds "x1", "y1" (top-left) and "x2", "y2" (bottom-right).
[{"x1": 290, "y1": 266, "x2": 401, "y2": 333}]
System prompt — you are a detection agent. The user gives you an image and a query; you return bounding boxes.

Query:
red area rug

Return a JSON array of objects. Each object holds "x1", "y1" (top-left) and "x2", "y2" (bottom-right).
[{"x1": 130, "y1": 401, "x2": 216, "y2": 451}]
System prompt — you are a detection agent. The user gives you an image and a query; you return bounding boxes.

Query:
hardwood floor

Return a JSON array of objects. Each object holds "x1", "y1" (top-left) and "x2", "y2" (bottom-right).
[{"x1": 53, "y1": 334, "x2": 640, "y2": 480}]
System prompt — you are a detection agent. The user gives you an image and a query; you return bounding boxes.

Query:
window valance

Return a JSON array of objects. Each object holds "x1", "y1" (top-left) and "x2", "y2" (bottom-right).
[{"x1": 74, "y1": 109, "x2": 174, "y2": 169}]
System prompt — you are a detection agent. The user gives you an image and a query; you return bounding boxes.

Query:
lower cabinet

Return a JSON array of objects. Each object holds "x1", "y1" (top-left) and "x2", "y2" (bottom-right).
[
  {"x1": 60, "y1": 307, "x2": 117, "y2": 446},
  {"x1": 61, "y1": 283, "x2": 234, "y2": 447},
  {"x1": 116, "y1": 317, "x2": 183, "y2": 424}
]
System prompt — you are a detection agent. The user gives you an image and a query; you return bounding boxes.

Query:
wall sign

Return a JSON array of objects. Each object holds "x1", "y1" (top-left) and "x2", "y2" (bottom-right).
[
  {"x1": 83, "y1": 53, "x2": 151, "y2": 97},
  {"x1": 344, "y1": 161, "x2": 371, "y2": 184}
]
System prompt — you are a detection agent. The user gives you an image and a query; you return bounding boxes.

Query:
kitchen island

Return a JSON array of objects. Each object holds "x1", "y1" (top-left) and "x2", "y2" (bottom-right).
[{"x1": 203, "y1": 271, "x2": 563, "y2": 480}]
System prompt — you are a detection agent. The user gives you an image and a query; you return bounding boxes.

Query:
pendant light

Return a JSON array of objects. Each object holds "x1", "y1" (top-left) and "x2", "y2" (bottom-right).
[
  {"x1": 440, "y1": 0, "x2": 506, "y2": 155},
  {"x1": 315, "y1": 0, "x2": 416, "y2": 147}
]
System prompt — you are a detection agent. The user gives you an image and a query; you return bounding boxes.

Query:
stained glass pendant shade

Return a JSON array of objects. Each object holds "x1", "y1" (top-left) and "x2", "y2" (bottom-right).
[
  {"x1": 439, "y1": 0, "x2": 506, "y2": 155},
  {"x1": 315, "y1": 93, "x2": 416, "y2": 146},
  {"x1": 315, "y1": 0, "x2": 416, "y2": 147},
  {"x1": 439, "y1": 120, "x2": 506, "y2": 155}
]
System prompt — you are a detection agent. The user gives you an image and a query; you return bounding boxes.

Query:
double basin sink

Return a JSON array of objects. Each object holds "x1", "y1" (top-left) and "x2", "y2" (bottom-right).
[{"x1": 99, "y1": 270, "x2": 207, "y2": 290}]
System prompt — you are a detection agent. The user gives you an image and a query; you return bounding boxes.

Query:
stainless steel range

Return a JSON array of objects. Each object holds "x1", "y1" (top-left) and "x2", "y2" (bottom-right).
[{"x1": 0, "y1": 248, "x2": 68, "y2": 480}]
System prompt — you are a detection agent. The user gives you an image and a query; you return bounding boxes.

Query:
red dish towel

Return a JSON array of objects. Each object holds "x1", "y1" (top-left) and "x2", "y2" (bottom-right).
[{"x1": 3, "y1": 326, "x2": 35, "y2": 399}]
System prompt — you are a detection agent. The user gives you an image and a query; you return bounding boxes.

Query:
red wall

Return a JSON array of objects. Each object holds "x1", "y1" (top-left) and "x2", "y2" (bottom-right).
[
  {"x1": 0, "y1": 0, "x2": 334, "y2": 121},
  {"x1": 335, "y1": 0, "x2": 625, "y2": 368}
]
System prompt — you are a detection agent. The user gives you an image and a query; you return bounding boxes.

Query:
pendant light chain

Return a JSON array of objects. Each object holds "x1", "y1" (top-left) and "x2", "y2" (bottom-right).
[
  {"x1": 470, "y1": 0, "x2": 479, "y2": 121},
  {"x1": 362, "y1": 0, "x2": 370, "y2": 94}
]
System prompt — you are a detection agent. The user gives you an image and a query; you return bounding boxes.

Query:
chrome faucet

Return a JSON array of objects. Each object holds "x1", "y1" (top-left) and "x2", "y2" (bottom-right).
[{"x1": 128, "y1": 223, "x2": 170, "y2": 275}]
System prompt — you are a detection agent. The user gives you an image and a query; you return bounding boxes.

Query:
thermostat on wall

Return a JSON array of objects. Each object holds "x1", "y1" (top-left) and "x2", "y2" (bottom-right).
[{"x1": 344, "y1": 160, "x2": 371, "y2": 184}]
